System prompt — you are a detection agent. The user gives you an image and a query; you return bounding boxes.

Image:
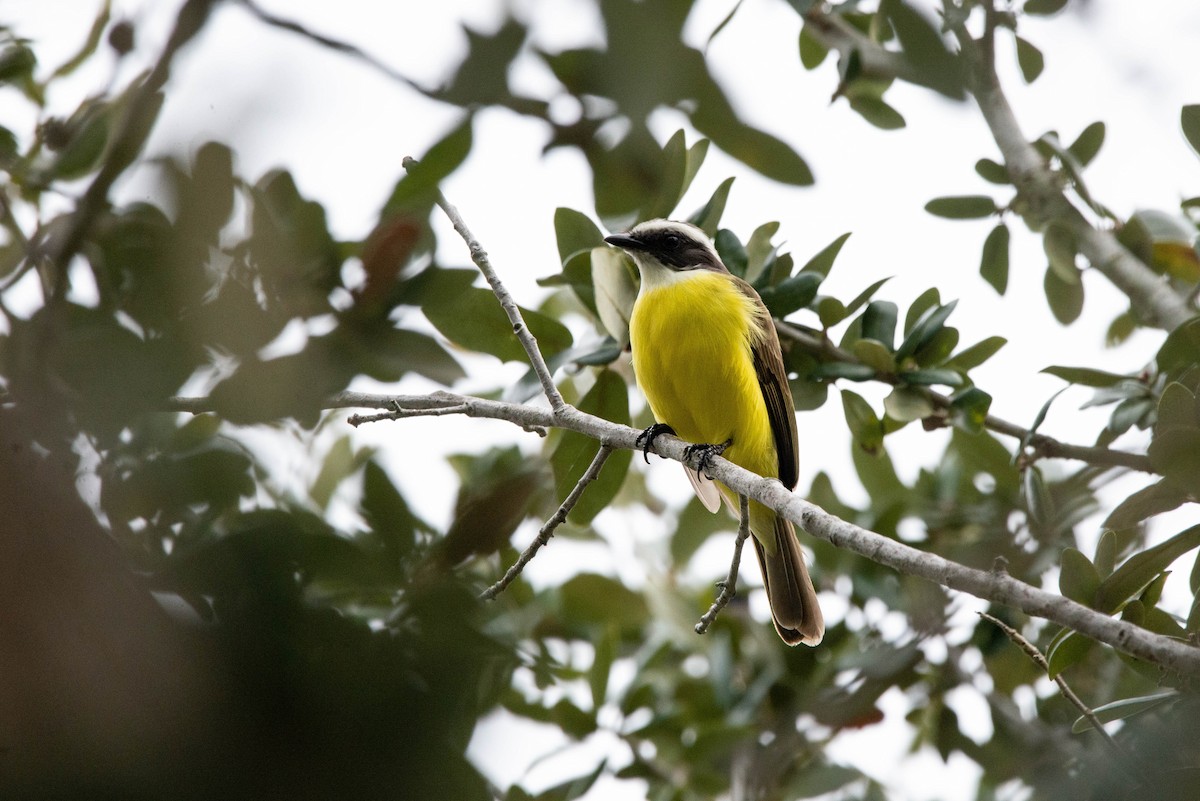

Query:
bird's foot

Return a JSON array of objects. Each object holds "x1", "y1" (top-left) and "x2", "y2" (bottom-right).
[
  {"x1": 635, "y1": 423, "x2": 676, "y2": 464},
  {"x1": 684, "y1": 438, "x2": 732, "y2": 477}
]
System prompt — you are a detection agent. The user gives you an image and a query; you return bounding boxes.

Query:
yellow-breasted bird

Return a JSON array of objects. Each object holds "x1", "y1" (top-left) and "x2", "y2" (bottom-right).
[{"x1": 605, "y1": 219, "x2": 824, "y2": 646}]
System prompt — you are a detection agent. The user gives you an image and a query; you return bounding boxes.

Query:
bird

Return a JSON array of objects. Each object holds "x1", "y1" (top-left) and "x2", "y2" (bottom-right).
[{"x1": 604, "y1": 219, "x2": 824, "y2": 646}]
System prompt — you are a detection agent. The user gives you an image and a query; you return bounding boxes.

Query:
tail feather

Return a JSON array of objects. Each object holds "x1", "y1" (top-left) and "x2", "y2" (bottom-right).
[{"x1": 751, "y1": 515, "x2": 824, "y2": 646}]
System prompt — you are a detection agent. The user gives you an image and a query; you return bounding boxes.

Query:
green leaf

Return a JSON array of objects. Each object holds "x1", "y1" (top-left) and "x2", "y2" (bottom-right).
[
  {"x1": 425, "y1": 287, "x2": 572, "y2": 362},
  {"x1": 759, "y1": 272, "x2": 822, "y2": 318},
  {"x1": 550, "y1": 370, "x2": 632, "y2": 525},
  {"x1": 924, "y1": 195, "x2": 998, "y2": 220},
  {"x1": 853, "y1": 339, "x2": 895, "y2": 373},
  {"x1": 689, "y1": 176, "x2": 735, "y2": 237},
  {"x1": 895, "y1": 300, "x2": 958, "y2": 363},
  {"x1": 1183, "y1": 105, "x2": 1200, "y2": 159},
  {"x1": 844, "y1": 277, "x2": 892, "y2": 318},
  {"x1": 799, "y1": 24, "x2": 830, "y2": 70},
  {"x1": 1040, "y1": 365, "x2": 1129, "y2": 388},
  {"x1": 842, "y1": 389, "x2": 883, "y2": 453},
  {"x1": 1094, "y1": 530, "x2": 1117, "y2": 577},
  {"x1": 1015, "y1": 36, "x2": 1044, "y2": 83},
  {"x1": 555, "y1": 207, "x2": 605, "y2": 263},
  {"x1": 913, "y1": 326, "x2": 959, "y2": 368},
  {"x1": 901, "y1": 369, "x2": 963, "y2": 387},
  {"x1": 1156, "y1": 318, "x2": 1200, "y2": 378},
  {"x1": 1071, "y1": 691, "x2": 1180, "y2": 734},
  {"x1": 589, "y1": 625, "x2": 616, "y2": 709},
  {"x1": 1043, "y1": 223, "x2": 1079, "y2": 283},
  {"x1": 980, "y1": 223, "x2": 1010, "y2": 295},
  {"x1": 884, "y1": 386, "x2": 934, "y2": 422},
  {"x1": 1059, "y1": 547, "x2": 1101, "y2": 606},
  {"x1": 1106, "y1": 310, "x2": 1137, "y2": 347},
  {"x1": 559, "y1": 572, "x2": 646, "y2": 628},
  {"x1": 1068, "y1": 121, "x2": 1105, "y2": 167},
  {"x1": 904, "y1": 288, "x2": 940, "y2": 336},
  {"x1": 817, "y1": 296, "x2": 847, "y2": 328},
  {"x1": 715, "y1": 228, "x2": 748, "y2": 277},
  {"x1": 810, "y1": 362, "x2": 877, "y2": 382},
  {"x1": 590, "y1": 246, "x2": 638, "y2": 345},
  {"x1": 849, "y1": 96, "x2": 907, "y2": 130},
  {"x1": 1094, "y1": 524, "x2": 1200, "y2": 613},
  {"x1": 1024, "y1": 0, "x2": 1069, "y2": 15},
  {"x1": 1149, "y1": 429, "x2": 1200, "y2": 497},
  {"x1": 743, "y1": 221, "x2": 781, "y2": 284},
  {"x1": 1043, "y1": 265, "x2": 1084, "y2": 325},
  {"x1": 800, "y1": 232, "x2": 852, "y2": 277},
  {"x1": 879, "y1": 0, "x2": 965, "y2": 100},
  {"x1": 1022, "y1": 466, "x2": 1054, "y2": 525},
  {"x1": 1047, "y1": 630, "x2": 1092, "y2": 678},
  {"x1": 949, "y1": 387, "x2": 992, "y2": 434},
  {"x1": 945, "y1": 336, "x2": 1007, "y2": 371},
  {"x1": 974, "y1": 158, "x2": 1010, "y2": 184},
  {"x1": 862, "y1": 301, "x2": 898, "y2": 350}
]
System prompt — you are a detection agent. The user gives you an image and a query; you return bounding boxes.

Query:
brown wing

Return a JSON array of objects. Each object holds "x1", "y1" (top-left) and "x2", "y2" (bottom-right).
[{"x1": 733, "y1": 277, "x2": 799, "y2": 490}]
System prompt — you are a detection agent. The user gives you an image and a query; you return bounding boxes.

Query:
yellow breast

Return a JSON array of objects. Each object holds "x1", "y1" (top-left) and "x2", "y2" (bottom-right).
[{"x1": 629, "y1": 271, "x2": 778, "y2": 481}]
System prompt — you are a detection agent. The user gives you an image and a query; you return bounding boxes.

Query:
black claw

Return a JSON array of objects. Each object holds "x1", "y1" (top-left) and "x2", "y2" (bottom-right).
[
  {"x1": 636, "y1": 423, "x2": 675, "y2": 463},
  {"x1": 684, "y1": 438, "x2": 732, "y2": 477}
]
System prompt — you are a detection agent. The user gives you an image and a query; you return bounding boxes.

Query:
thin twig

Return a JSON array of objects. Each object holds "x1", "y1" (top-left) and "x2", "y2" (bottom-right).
[
  {"x1": 347, "y1": 401, "x2": 471, "y2": 427},
  {"x1": 695, "y1": 493, "x2": 751, "y2": 635},
  {"x1": 403, "y1": 156, "x2": 567, "y2": 413},
  {"x1": 978, "y1": 613, "x2": 1147, "y2": 786},
  {"x1": 774, "y1": 322, "x2": 1156, "y2": 473},
  {"x1": 167, "y1": 389, "x2": 1200, "y2": 677},
  {"x1": 481, "y1": 444, "x2": 613, "y2": 600}
]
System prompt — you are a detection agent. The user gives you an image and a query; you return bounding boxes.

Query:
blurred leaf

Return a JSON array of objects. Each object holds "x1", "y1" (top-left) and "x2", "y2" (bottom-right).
[
  {"x1": 437, "y1": 19, "x2": 526, "y2": 106},
  {"x1": 799, "y1": 23, "x2": 830, "y2": 69},
  {"x1": 591, "y1": 246, "x2": 638, "y2": 345},
  {"x1": 442, "y1": 446, "x2": 545, "y2": 566},
  {"x1": 1094, "y1": 529, "x2": 1117, "y2": 577},
  {"x1": 904, "y1": 287, "x2": 940, "y2": 336},
  {"x1": 715, "y1": 228, "x2": 748, "y2": 276},
  {"x1": 974, "y1": 158, "x2": 1010, "y2": 184},
  {"x1": 1015, "y1": 36, "x2": 1044, "y2": 83},
  {"x1": 788, "y1": 764, "x2": 864, "y2": 799},
  {"x1": 842, "y1": 389, "x2": 883, "y2": 453},
  {"x1": 559, "y1": 573, "x2": 647, "y2": 629},
  {"x1": 800, "y1": 232, "x2": 852, "y2": 277},
  {"x1": 1101, "y1": 479, "x2": 1190, "y2": 532},
  {"x1": 925, "y1": 195, "x2": 997, "y2": 220},
  {"x1": 1025, "y1": 0, "x2": 1069, "y2": 14},
  {"x1": 879, "y1": 0, "x2": 965, "y2": 99},
  {"x1": 1023, "y1": 466, "x2": 1053, "y2": 525},
  {"x1": 383, "y1": 117, "x2": 473, "y2": 214},
  {"x1": 945, "y1": 336, "x2": 1006, "y2": 371},
  {"x1": 1094, "y1": 524, "x2": 1200, "y2": 613},
  {"x1": 901, "y1": 369, "x2": 963, "y2": 387},
  {"x1": 817, "y1": 295, "x2": 847, "y2": 328},
  {"x1": 1047, "y1": 629, "x2": 1092, "y2": 678},
  {"x1": 1182, "y1": 104, "x2": 1200, "y2": 159},
  {"x1": 980, "y1": 223, "x2": 1010, "y2": 295},
  {"x1": 853, "y1": 339, "x2": 894, "y2": 373},
  {"x1": 849, "y1": 96, "x2": 907, "y2": 130},
  {"x1": 896, "y1": 300, "x2": 957, "y2": 363},
  {"x1": 689, "y1": 176, "x2": 735, "y2": 237},
  {"x1": 556, "y1": 207, "x2": 605, "y2": 263},
  {"x1": 671, "y1": 495, "x2": 733, "y2": 565},
  {"x1": 550, "y1": 370, "x2": 632, "y2": 524},
  {"x1": 1059, "y1": 547, "x2": 1100, "y2": 606},
  {"x1": 311, "y1": 436, "x2": 360, "y2": 511},
  {"x1": 1043, "y1": 223, "x2": 1079, "y2": 282},
  {"x1": 425, "y1": 287, "x2": 572, "y2": 363},
  {"x1": 844, "y1": 277, "x2": 892, "y2": 319},
  {"x1": 949, "y1": 387, "x2": 992, "y2": 434},
  {"x1": 1156, "y1": 318, "x2": 1200, "y2": 377},
  {"x1": 884, "y1": 386, "x2": 934, "y2": 422},
  {"x1": 1040, "y1": 365, "x2": 1128, "y2": 387},
  {"x1": 861, "y1": 301, "x2": 898, "y2": 350},
  {"x1": 1043, "y1": 265, "x2": 1084, "y2": 324},
  {"x1": 1068, "y1": 121, "x2": 1105, "y2": 167},
  {"x1": 1071, "y1": 691, "x2": 1180, "y2": 733},
  {"x1": 760, "y1": 272, "x2": 822, "y2": 318}
]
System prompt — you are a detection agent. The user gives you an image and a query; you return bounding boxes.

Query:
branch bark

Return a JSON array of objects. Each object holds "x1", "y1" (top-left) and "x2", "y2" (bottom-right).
[
  {"x1": 802, "y1": 7, "x2": 1195, "y2": 331},
  {"x1": 169, "y1": 390, "x2": 1200, "y2": 677}
]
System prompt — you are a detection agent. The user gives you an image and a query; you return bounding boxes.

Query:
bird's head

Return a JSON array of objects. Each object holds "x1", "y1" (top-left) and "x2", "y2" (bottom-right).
[{"x1": 604, "y1": 219, "x2": 727, "y2": 287}]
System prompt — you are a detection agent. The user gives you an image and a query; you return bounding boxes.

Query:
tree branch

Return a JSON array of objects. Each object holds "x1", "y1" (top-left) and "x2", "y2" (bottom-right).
[
  {"x1": 695, "y1": 493, "x2": 751, "y2": 635},
  {"x1": 481, "y1": 444, "x2": 613, "y2": 600},
  {"x1": 775, "y1": 322, "x2": 1156, "y2": 473},
  {"x1": 801, "y1": 7, "x2": 1194, "y2": 331},
  {"x1": 404, "y1": 157, "x2": 568, "y2": 413},
  {"x1": 953, "y1": 13, "x2": 1193, "y2": 331},
  {"x1": 169, "y1": 389, "x2": 1200, "y2": 676}
]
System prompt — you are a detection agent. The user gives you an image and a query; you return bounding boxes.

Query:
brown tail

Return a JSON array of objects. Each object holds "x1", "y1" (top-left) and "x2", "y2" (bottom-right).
[{"x1": 751, "y1": 515, "x2": 824, "y2": 646}]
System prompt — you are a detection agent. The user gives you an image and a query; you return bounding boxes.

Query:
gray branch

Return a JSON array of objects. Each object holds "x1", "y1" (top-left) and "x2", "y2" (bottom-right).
[{"x1": 170, "y1": 389, "x2": 1200, "y2": 676}]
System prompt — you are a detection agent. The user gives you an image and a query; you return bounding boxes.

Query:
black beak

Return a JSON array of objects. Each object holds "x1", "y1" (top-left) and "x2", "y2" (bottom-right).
[{"x1": 604, "y1": 233, "x2": 643, "y2": 251}]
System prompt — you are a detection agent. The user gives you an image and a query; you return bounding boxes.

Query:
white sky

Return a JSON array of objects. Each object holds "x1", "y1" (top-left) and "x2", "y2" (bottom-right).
[{"x1": 5, "y1": 0, "x2": 1200, "y2": 798}]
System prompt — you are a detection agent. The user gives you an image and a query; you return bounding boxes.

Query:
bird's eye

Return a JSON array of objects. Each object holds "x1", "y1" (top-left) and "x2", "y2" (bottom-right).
[{"x1": 663, "y1": 234, "x2": 681, "y2": 249}]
